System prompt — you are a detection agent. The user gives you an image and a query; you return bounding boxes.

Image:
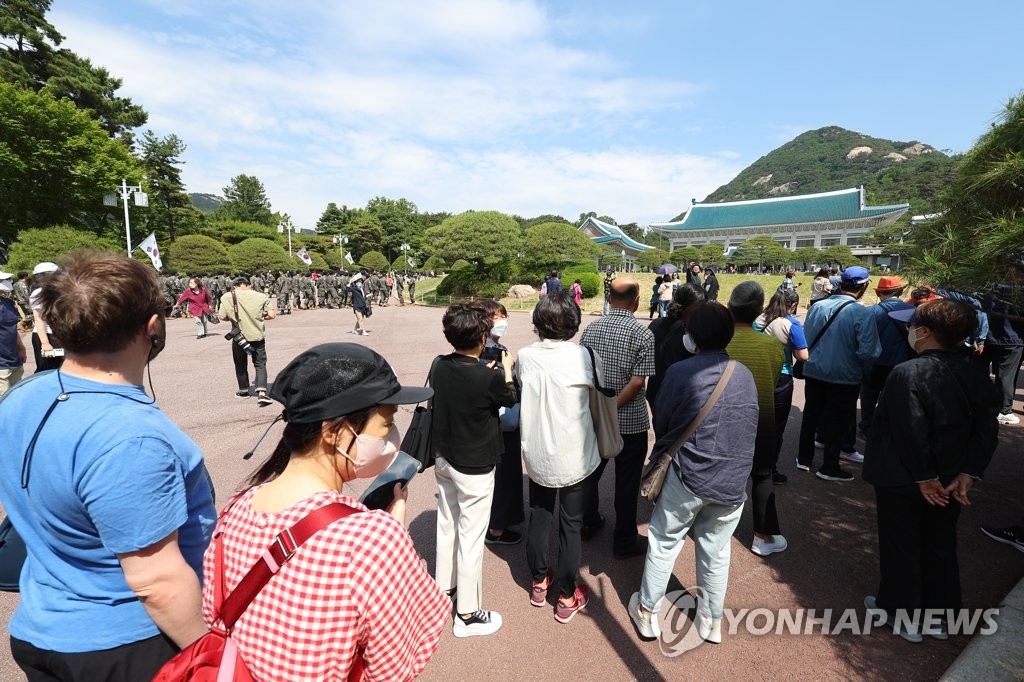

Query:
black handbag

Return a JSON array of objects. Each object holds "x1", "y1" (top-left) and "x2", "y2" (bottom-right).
[
  {"x1": 400, "y1": 355, "x2": 442, "y2": 471},
  {"x1": 0, "y1": 516, "x2": 27, "y2": 592}
]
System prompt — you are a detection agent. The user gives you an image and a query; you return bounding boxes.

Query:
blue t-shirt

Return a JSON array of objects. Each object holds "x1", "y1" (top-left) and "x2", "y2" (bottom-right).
[
  {"x1": 754, "y1": 313, "x2": 808, "y2": 375},
  {"x1": 0, "y1": 298, "x2": 21, "y2": 369},
  {"x1": 0, "y1": 371, "x2": 216, "y2": 652}
]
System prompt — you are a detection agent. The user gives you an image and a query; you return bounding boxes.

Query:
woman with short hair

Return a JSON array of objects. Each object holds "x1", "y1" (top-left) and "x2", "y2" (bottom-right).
[
  {"x1": 431, "y1": 303, "x2": 518, "y2": 637},
  {"x1": 517, "y1": 294, "x2": 601, "y2": 624},
  {"x1": 628, "y1": 301, "x2": 760, "y2": 644},
  {"x1": 647, "y1": 283, "x2": 706, "y2": 409},
  {"x1": 863, "y1": 299, "x2": 1000, "y2": 642}
]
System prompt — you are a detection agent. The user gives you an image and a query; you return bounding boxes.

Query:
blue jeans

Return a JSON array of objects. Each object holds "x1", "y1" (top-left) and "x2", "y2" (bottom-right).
[
  {"x1": 603, "y1": 296, "x2": 610, "y2": 315},
  {"x1": 639, "y1": 470, "x2": 744, "y2": 619},
  {"x1": 658, "y1": 301, "x2": 669, "y2": 317}
]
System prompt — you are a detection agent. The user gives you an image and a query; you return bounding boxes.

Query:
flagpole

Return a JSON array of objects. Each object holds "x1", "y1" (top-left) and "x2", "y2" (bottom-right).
[{"x1": 121, "y1": 179, "x2": 131, "y2": 256}]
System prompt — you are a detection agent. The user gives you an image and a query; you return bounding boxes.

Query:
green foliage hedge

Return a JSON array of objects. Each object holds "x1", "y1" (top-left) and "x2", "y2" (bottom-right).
[
  {"x1": 167, "y1": 234, "x2": 231, "y2": 274},
  {"x1": 229, "y1": 237, "x2": 292, "y2": 273},
  {"x1": 359, "y1": 250, "x2": 389, "y2": 272},
  {"x1": 450, "y1": 259, "x2": 472, "y2": 270},
  {"x1": 562, "y1": 263, "x2": 601, "y2": 298},
  {"x1": 5, "y1": 226, "x2": 121, "y2": 271},
  {"x1": 421, "y1": 255, "x2": 447, "y2": 272}
]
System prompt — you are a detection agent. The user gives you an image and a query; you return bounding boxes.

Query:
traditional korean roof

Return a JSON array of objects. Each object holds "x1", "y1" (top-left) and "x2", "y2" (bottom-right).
[
  {"x1": 651, "y1": 187, "x2": 909, "y2": 232},
  {"x1": 578, "y1": 217, "x2": 653, "y2": 252}
]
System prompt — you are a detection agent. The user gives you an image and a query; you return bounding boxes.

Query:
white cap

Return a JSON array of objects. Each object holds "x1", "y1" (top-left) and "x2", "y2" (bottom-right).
[
  {"x1": 0, "y1": 280, "x2": 12, "y2": 292},
  {"x1": 32, "y1": 262, "x2": 59, "y2": 275},
  {"x1": 0, "y1": 271, "x2": 12, "y2": 280}
]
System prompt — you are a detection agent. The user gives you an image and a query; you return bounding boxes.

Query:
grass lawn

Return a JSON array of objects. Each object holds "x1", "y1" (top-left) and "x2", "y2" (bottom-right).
[{"x1": 416, "y1": 271, "x2": 883, "y2": 315}]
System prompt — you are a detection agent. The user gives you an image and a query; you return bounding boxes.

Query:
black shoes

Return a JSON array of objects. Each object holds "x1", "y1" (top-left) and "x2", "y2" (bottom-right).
[{"x1": 485, "y1": 529, "x2": 523, "y2": 546}]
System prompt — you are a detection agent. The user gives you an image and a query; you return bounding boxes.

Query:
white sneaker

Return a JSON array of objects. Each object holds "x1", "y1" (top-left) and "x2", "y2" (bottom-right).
[
  {"x1": 694, "y1": 609, "x2": 722, "y2": 643},
  {"x1": 453, "y1": 610, "x2": 503, "y2": 637},
  {"x1": 751, "y1": 534, "x2": 789, "y2": 556},
  {"x1": 997, "y1": 412, "x2": 1020, "y2": 425},
  {"x1": 864, "y1": 596, "x2": 923, "y2": 643},
  {"x1": 814, "y1": 440, "x2": 825, "y2": 449},
  {"x1": 840, "y1": 450, "x2": 865, "y2": 463},
  {"x1": 628, "y1": 592, "x2": 660, "y2": 639},
  {"x1": 795, "y1": 459, "x2": 810, "y2": 472}
]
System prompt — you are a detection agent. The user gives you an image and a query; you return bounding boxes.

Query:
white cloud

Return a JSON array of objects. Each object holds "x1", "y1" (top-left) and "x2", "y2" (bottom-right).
[{"x1": 50, "y1": 1, "x2": 732, "y2": 227}]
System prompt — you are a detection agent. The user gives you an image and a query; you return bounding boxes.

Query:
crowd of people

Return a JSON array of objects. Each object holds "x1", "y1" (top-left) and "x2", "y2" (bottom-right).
[{"x1": 0, "y1": 251, "x2": 1020, "y2": 680}]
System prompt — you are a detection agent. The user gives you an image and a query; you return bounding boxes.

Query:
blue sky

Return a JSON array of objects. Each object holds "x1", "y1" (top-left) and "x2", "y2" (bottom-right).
[{"x1": 51, "y1": 0, "x2": 1023, "y2": 229}]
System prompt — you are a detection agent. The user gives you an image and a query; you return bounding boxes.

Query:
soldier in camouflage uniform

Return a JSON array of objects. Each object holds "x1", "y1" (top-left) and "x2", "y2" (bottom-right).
[{"x1": 407, "y1": 274, "x2": 416, "y2": 304}]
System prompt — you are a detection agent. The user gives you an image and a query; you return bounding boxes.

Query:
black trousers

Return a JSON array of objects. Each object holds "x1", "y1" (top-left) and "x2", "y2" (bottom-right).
[
  {"x1": 981, "y1": 344, "x2": 1024, "y2": 413},
  {"x1": 527, "y1": 470, "x2": 594, "y2": 599},
  {"x1": 11, "y1": 633, "x2": 177, "y2": 682},
  {"x1": 30, "y1": 332, "x2": 64, "y2": 373},
  {"x1": 874, "y1": 485, "x2": 962, "y2": 616},
  {"x1": 489, "y1": 430, "x2": 526, "y2": 530},
  {"x1": 858, "y1": 364, "x2": 894, "y2": 435},
  {"x1": 799, "y1": 378, "x2": 860, "y2": 473},
  {"x1": 231, "y1": 338, "x2": 268, "y2": 392},
  {"x1": 749, "y1": 374, "x2": 792, "y2": 536},
  {"x1": 584, "y1": 431, "x2": 647, "y2": 552}
]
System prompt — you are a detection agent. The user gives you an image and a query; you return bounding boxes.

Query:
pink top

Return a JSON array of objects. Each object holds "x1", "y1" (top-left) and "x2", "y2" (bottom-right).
[
  {"x1": 176, "y1": 287, "x2": 212, "y2": 317},
  {"x1": 202, "y1": 487, "x2": 449, "y2": 681},
  {"x1": 570, "y1": 282, "x2": 583, "y2": 305}
]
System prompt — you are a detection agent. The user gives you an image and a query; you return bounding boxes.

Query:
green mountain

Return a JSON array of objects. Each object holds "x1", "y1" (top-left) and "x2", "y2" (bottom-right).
[
  {"x1": 689, "y1": 126, "x2": 958, "y2": 219},
  {"x1": 189, "y1": 193, "x2": 224, "y2": 213}
]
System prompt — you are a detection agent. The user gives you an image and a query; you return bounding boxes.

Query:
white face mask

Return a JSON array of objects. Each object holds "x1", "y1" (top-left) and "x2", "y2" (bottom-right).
[
  {"x1": 491, "y1": 319, "x2": 509, "y2": 338},
  {"x1": 336, "y1": 424, "x2": 400, "y2": 479},
  {"x1": 907, "y1": 326, "x2": 923, "y2": 352},
  {"x1": 683, "y1": 333, "x2": 699, "y2": 355}
]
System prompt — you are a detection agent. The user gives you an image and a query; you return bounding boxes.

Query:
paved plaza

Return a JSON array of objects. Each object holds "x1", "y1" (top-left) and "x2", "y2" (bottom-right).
[{"x1": 0, "y1": 303, "x2": 1021, "y2": 680}]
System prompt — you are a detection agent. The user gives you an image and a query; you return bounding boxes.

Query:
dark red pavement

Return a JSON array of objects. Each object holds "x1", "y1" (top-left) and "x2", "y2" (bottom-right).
[{"x1": 0, "y1": 303, "x2": 1020, "y2": 681}]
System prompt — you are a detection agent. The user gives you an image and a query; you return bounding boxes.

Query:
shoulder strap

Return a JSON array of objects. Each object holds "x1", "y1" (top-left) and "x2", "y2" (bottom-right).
[
  {"x1": 582, "y1": 345, "x2": 616, "y2": 397},
  {"x1": 230, "y1": 289, "x2": 241, "y2": 329},
  {"x1": 665, "y1": 360, "x2": 736, "y2": 458},
  {"x1": 424, "y1": 355, "x2": 443, "y2": 406},
  {"x1": 216, "y1": 502, "x2": 359, "y2": 630},
  {"x1": 807, "y1": 299, "x2": 856, "y2": 351}
]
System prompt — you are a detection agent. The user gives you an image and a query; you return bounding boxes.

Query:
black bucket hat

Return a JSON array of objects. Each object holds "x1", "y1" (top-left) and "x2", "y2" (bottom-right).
[{"x1": 270, "y1": 343, "x2": 432, "y2": 424}]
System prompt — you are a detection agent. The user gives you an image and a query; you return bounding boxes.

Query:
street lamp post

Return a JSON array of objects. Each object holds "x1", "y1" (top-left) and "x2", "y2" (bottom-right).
[
  {"x1": 400, "y1": 243, "x2": 410, "y2": 272},
  {"x1": 333, "y1": 235, "x2": 348, "y2": 268},
  {"x1": 104, "y1": 178, "x2": 148, "y2": 256},
  {"x1": 621, "y1": 249, "x2": 627, "y2": 272},
  {"x1": 277, "y1": 218, "x2": 295, "y2": 257}
]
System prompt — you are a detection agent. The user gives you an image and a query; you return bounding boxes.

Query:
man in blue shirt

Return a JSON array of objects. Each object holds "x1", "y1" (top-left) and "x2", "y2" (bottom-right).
[
  {"x1": 859, "y1": 276, "x2": 915, "y2": 436},
  {"x1": 797, "y1": 266, "x2": 881, "y2": 481},
  {"x1": 0, "y1": 252, "x2": 215, "y2": 681}
]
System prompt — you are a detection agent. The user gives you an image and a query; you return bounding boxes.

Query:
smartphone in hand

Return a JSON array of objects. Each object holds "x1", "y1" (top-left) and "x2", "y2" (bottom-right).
[{"x1": 359, "y1": 451, "x2": 420, "y2": 510}]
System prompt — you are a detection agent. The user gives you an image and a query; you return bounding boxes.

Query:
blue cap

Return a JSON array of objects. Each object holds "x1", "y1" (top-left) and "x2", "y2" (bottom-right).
[
  {"x1": 887, "y1": 307, "x2": 917, "y2": 325},
  {"x1": 841, "y1": 266, "x2": 870, "y2": 286}
]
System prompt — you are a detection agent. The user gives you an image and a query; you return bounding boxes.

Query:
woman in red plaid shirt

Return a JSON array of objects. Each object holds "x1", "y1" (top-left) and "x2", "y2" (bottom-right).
[{"x1": 202, "y1": 343, "x2": 450, "y2": 681}]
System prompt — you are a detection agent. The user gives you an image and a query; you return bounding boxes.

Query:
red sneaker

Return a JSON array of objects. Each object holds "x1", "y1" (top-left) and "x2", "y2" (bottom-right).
[
  {"x1": 554, "y1": 584, "x2": 590, "y2": 624},
  {"x1": 531, "y1": 570, "x2": 553, "y2": 607}
]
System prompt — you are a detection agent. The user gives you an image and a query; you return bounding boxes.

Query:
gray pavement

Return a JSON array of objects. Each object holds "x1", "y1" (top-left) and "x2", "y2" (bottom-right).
[{"x1": 0, "y1": 303, "x2": 1021, "y2": 681}]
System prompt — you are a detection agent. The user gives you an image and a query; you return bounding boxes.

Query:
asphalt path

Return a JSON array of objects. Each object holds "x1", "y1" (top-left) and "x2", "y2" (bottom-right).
[{"x1": 0, "y1": 303, "x2": 1021, "y2": 681}]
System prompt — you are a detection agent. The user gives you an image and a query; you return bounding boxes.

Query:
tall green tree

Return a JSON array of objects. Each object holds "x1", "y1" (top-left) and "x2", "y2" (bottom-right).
[
  {"x1": 345, "y1": 213, "x2": 383, "y2": 258},
  {"x1": 793, "y1": 246, "x2": 823, "y2": 269},
  {"x1": 425, "y1": 210, "x2": 521, "y2": 273},
  {"x1": 733, "y1": 235, "x2": 790, "y2": 271},
  {"x1": 911, "y1": 93, "x2": 1024, "y2": 299},
  {"x1": 315, "y1": 202, "x2": 349, "y2": 235},
  {"x1": 0, "y1": 82, "x2": 137, "y2": 247},
  {"x1": 366, "y1": 196, "x2": 418, "y2": 259},
  {"x1": 138, "y1": 130, "x2": 201, "y2": 242},
  {"x1": 819, "y1": 245, "x2": 856, "y2": 268},
  {"x1": 0, "y1": 0, "x2": 61, "y2": 88},
  {"x1": 1, "y1": 1, "x2": 147, "y2": 139},
  {"x1": 669, "y1": 246, "x2": 700, "y2": 267},
  {"x1": 215, "y1": 174, "x2": 273, "y2": 226}
]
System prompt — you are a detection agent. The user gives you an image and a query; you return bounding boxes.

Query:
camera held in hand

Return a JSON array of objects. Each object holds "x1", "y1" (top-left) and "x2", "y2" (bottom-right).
[{"x1": 224, "y1": 327, "x2": 251, "y2": 351}]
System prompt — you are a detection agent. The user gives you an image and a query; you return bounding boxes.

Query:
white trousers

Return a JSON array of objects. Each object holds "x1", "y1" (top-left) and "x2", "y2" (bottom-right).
[{"x1": 434, "y1": 457, "x2": 495, "y2": 615}]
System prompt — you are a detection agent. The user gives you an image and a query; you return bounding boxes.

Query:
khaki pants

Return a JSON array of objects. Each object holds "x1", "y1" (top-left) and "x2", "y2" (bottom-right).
[{"x1": 0, "y1": 367, "x2": 25, "y2": 397}]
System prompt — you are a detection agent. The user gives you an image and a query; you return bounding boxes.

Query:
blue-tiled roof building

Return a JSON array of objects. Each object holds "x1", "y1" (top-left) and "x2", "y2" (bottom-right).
[
  {"x1": 578, "y1": 216, "x2": 653, "y2": 270},
  {"x1": 651, "y1": 187, "x2": 909, "y2": 266}
]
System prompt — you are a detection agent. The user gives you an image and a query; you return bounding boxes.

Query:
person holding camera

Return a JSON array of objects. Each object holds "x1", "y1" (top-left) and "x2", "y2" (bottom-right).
[{"x1": 219, "y1": 276, "x2": 276, "y2": 407}]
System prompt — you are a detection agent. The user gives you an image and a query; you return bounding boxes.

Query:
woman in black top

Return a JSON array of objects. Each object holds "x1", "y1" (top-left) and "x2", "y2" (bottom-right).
[
  {"x1": 703, "y1": 268, "x2": 720, "y2": 301},
  {"x1": 431, "y1": 303, "x2": 517, "y2": 638},
  {"x1": 647, "y1": 283, "x2": 705, "y2": 409},
  {"x1": 863, "y1": 299, "x2": 999, "y2": 642}
]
